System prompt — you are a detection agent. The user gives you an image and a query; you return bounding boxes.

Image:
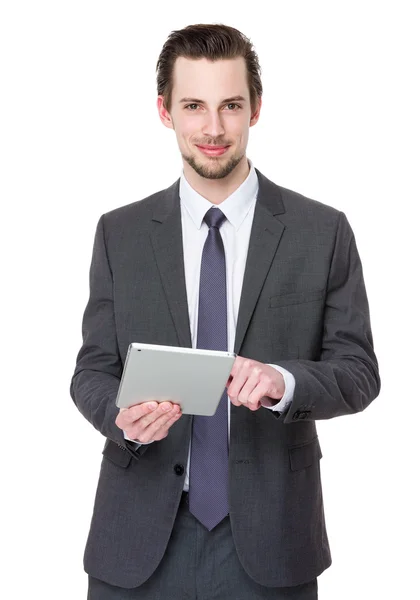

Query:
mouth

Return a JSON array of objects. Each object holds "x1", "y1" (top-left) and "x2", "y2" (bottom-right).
[{"x1": 196, "y1": 144, "x2": 230, "y2": 157}]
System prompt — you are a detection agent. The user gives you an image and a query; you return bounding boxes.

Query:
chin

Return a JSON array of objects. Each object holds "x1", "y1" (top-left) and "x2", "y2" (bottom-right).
[{"x1": 181, "y1": 145, "x2": 244, "y2": 179}]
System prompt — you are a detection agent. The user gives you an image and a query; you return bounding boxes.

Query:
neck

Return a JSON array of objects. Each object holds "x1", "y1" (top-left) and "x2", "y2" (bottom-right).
[{"x1": 182, "y1": 155, "x2": 250, "y2": 205}]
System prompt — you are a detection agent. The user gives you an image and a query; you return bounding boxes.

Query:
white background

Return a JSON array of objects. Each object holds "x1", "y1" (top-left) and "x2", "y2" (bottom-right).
[{"x1": 1, "y1": 1, "x2": 419, "y2": 598}]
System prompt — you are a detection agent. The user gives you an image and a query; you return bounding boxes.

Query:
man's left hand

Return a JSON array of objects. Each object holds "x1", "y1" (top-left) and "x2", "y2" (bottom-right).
[{"x1": 226, "y1": 357, "x2": 285, "y2": 411}]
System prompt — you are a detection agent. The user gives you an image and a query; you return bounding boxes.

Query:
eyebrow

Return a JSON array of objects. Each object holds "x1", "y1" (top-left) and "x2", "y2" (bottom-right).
[{"x1": 179, "y1": 95, "x2": 246, "y2": 104}]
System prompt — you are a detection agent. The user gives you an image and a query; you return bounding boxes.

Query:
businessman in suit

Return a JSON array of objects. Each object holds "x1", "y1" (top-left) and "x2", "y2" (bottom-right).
[{"x1": 70, "y1": 23, "x2": 380, "y2": 599}]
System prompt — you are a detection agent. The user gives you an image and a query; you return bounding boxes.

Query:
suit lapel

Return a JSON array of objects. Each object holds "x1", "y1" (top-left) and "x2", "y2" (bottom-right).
[
  {"x1": 234, "y1": 169, "x2": 286, "y2": 354},
  {"x1": 149, "y1": 168, "x2": 286, "y2": 355},
  {"x1": 149, "y1": 179, "x2": 192, "y2": 349}
]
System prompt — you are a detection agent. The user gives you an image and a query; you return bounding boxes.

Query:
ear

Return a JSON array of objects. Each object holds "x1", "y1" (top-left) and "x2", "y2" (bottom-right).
[
  {"x1": 250, "y1": 96, "x2": 262, "y2": 127},
  {"x1": 157, "y1": 96, "x2": 174, "y2": 130}
]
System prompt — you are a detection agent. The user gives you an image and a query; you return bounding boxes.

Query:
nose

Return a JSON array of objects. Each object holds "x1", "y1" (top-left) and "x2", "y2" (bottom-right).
[{"x1": 202, "y1": 110, "x2": 225, "y2": 139}]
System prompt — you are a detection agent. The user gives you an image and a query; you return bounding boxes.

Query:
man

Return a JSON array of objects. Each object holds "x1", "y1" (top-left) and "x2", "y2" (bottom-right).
[{"x1": 70, "y1": 23, "x2": 380, "y2": 599}]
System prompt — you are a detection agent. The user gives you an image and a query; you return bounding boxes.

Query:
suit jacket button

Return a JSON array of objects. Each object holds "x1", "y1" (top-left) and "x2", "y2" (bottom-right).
[{"x1": 174, "y1": 464, "x2": 184, "y2": 476}]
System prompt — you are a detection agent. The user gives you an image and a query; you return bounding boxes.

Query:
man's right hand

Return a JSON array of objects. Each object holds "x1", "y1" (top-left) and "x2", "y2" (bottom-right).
[{"x1": 115, "y1": 401, "x2": 182, "y2": 443}]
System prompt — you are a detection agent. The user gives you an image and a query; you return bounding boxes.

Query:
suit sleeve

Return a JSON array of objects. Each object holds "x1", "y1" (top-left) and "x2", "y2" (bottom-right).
[
  {"x1": 69, "y1": 214, "x2": 142, "y2": 457},
  {"x1": 271, "y1": 211, "x2": 381, "y2": 423}
]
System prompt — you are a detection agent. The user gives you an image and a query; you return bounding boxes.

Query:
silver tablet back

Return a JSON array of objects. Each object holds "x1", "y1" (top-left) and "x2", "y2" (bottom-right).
[{"x1": 115, "y1": 343, "x2": 236, "y2": 416}]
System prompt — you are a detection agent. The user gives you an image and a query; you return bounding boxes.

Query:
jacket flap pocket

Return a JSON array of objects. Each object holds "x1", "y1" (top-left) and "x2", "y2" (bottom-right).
[
  {"x1": 102, "y1": 439, "x2": 133, "y2": 468},
  {"x1": 269, "y1": 289, "x2": 324, "y2": 308},
  {"x1": 288, "y1": 436, "x2": 322, "y2": 471}
]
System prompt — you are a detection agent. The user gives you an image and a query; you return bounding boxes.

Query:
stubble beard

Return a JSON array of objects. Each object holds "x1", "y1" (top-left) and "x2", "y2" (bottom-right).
[{"x1": 181, "y1": 147, "x2": 245, "y2": 180}]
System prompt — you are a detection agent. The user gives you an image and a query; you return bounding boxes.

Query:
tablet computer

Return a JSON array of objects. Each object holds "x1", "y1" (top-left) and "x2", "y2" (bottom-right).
[{"x1": 115, "y1": 343, "x2": 236, "y2": 416}]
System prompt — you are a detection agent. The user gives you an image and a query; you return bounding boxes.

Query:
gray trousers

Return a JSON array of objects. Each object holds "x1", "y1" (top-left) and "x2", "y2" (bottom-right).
[{"x1": 88, "y1": 492, "x2": 318, "y2": 600}]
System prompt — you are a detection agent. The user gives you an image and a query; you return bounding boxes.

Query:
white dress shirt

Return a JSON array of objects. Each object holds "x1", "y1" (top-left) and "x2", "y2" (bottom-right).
[{"x1": 124, "y1": 160, "x2": 296, "y2": 490}]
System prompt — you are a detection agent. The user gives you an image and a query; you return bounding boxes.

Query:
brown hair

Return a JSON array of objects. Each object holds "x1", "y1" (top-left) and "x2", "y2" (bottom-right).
[{"x1": 156, "y1": 23, "x2": 263, "y2": 114}]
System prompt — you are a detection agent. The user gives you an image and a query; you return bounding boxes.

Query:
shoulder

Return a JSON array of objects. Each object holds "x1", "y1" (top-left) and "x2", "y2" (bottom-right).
[
  {"x1": 279, "y1": 185, "x2": 340, "y2": 219},
  {"x1": 280, "y1": 185, "x2": 344, "y2": 234},
  {"x1": 99, "y1": 179, "x2": 179, "y2": 236},
  {"x1": 256, "y1": 169, "x2": 344, "y2": 235}
]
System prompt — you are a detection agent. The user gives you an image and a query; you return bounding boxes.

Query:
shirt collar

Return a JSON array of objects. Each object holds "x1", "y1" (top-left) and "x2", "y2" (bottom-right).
[{"x1": 179, "y1": 158, "x2": 259, "y2": 231}]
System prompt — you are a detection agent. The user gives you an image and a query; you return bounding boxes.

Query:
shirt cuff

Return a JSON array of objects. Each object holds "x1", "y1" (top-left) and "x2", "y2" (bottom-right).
[
  {"x1": 260, "y1": 364, "x2": 296, "y2": 412},
  {"x1": 123, "y1": 430, "x2": 143, "y2": 449}
]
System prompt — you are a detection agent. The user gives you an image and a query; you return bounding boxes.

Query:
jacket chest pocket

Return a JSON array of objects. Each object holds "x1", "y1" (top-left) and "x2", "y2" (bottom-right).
[{"x1": 269, "y1": 289, "x2": 325, "y2": 309}]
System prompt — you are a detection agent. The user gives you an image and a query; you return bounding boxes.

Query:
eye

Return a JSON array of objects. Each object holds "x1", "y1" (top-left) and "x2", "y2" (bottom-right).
[{"x1": 184, "y1": 103, "x2": 242, "y2": 111}]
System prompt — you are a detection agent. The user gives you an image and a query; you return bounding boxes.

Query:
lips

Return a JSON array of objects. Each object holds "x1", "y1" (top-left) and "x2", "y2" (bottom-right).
[{"x1": 196, "y1": 144, "x2": 230, "y2": 156}]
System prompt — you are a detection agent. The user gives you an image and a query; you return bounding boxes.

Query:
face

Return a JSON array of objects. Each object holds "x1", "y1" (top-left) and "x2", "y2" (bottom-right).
[{"x1": 157, "y1": 57, "x2": 261, "y2": 180}]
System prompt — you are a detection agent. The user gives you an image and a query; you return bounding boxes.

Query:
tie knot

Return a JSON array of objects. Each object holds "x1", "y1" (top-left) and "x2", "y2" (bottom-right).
[{"x1": 203, "y1": 207, "x2": 226, "y2": 230}]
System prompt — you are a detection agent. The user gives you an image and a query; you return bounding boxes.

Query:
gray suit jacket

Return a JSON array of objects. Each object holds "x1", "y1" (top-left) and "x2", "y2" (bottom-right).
[{"x1": 70, "y1": 168, "x2": 380, "y2": 589}]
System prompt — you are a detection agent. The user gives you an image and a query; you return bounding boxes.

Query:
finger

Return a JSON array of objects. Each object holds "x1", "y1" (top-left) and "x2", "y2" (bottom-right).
[
  {"x1": 118, "y1": 401, "x2": 173, "y2": 432},
  {"x1": 229, "y1": 355, "x2": 245, "y2": 379},
  {"x1": 130, "y1": 408, "x2": 178, "y2": 442},
  {"x1": 227, "y1": 362, "x2": 251, "y2": 404},
  {"x1": 150, "y1": 412, "x2": 183, "y2": 441},
  {"x1": 138, "y1": 402, "x2": 180, "y2": 430},
  {"x1": 247, "y1": 381, "x2": 271, "y2": 410},
  {"x1": 120, "y1": 402, "x2": 159, "y2": 426},
  {"x1": 125, "y1": 401, "x2": 172, "y2": 428},
  {"x1": 137, "y1": 407, "x2": 182, "y2": 443},
  {"x1": 237, "y1": 370, "x2": 261, "y2": 408}
]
